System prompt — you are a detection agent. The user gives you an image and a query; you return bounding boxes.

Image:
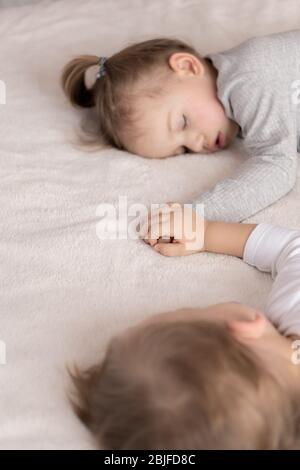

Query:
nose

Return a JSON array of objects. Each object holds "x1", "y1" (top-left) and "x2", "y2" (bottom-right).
[{"x1": 189, "y1": 134, "x2": 205, "y2": 153}]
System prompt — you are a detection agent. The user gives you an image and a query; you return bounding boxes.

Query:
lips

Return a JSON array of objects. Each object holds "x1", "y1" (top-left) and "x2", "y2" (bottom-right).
[
  {"x1": 216, "y1": 132, "x2": 226, "y2": 149},
  {"x1": 206, "y1": 134, "x2": 220, "y2": 152},
  {"x1": 215, "y1": 132, "x2": 221, "y2": 149},
  {"x1": 209, "y1": 132, "x2": 225, "y2": 151},
  {"x1": 205, "y1": 132, "x2": 226, "y2": 152}
]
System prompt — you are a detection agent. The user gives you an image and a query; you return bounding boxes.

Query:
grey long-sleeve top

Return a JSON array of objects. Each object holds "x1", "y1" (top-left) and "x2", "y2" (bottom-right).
[{"x1": 190, "y1": 29, "x2": 300, "y2": 222}]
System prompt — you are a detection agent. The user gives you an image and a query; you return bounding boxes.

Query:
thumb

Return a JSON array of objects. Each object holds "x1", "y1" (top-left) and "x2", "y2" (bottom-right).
[{"x1": 154, "y1": 242, "x2": 185, "y2": 257}]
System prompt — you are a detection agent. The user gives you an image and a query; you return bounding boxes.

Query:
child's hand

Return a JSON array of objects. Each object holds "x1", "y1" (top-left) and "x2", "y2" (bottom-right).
[{"x1": 140, "y1": 202, "x2": 208, "y2": 257}]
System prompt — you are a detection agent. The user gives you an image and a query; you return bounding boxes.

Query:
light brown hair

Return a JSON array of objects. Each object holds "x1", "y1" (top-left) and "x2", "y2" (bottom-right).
[
  {"x1": 60, "y1": 37, "x2": 206, "y2": 153},
  {"x1": 67, "y1": 320, "x2": 300, "y2": 449}
]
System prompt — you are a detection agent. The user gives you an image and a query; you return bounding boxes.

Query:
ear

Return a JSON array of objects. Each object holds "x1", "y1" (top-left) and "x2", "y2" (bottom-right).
[
  {"x1": 168, "y1": 52, "x2": 205, "y2": 77},
  {"x1": 227, "y1": 312, "x2": 267, "y2": 340}
]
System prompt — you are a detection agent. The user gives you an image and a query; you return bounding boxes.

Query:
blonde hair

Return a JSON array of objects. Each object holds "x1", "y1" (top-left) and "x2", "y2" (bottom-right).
[
  {"x1": 67, "y1": 320, "x2": 300, "y2": 450},
  {"x1": 60, "y1": 37, "x2": 206, "y2": 152}
]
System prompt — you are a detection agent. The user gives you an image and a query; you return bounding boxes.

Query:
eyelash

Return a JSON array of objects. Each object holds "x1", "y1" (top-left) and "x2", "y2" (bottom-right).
[{"x1": 182, "y1": 115, "x2": 189, "y2": 153}]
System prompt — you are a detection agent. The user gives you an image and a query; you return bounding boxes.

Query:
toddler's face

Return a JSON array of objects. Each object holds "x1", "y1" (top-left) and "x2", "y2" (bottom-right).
[{"x1": 124, "y1": 53, "x2": 240, "y2": 159}]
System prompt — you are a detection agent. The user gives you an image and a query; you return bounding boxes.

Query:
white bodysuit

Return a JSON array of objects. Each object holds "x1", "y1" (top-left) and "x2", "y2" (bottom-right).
[{"x1": 244, "y1": 223, "x2": 300, "y2": 336}]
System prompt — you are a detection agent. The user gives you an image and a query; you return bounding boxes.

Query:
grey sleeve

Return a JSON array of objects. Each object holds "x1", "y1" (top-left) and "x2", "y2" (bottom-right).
[{"x1": 189, "y1": 75, "x2": 298, "y2": 222}]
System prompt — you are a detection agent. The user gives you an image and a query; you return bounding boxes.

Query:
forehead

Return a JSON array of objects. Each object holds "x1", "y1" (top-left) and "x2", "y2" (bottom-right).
[
  {"x1": 131, "y1": 100, "x2": 172, "y2": 158},
  {"x1": 125, "y1": 79, "x2": 188, "y2": 158}
]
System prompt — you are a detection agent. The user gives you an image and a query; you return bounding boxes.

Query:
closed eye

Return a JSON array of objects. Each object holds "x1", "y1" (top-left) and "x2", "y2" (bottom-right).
[{"x1": 182, "y1": 115, "x2": 190, "y2": 153}]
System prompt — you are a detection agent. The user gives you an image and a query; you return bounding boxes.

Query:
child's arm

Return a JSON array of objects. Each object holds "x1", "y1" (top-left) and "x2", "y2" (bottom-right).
[
  {"x1": 188, "y1": 75, "x2": 298, "y2": 223},
  {"x1": 205, "y1": 221, "x2": 300, "y2": 337},
  {"x1": 204, "y1": 221, "x2": 257, "y2": 258}
]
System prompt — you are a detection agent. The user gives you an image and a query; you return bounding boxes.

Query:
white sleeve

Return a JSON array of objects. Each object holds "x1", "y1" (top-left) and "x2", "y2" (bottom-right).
[{"x1": 243, "y1": 223, "x2": 300, "y2": 336}]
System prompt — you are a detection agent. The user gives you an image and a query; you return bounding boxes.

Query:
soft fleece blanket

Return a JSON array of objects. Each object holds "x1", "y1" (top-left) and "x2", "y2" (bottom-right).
[{"x1": 1, "y1": 0, "x2": 300, "y2": 449}]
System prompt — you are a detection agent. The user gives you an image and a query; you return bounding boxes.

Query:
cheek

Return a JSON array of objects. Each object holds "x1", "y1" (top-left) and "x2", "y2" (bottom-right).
[
  {"x1": 204, "y1": 99, "x2": 226, "y2": 124},
  {"x1": 191, "y1": 97, "x2": 226, "y2": 128}
]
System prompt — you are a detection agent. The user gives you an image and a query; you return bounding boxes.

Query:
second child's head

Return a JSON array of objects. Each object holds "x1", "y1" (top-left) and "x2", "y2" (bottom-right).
[
  {"x1": 68, "y1": 302, "x2": 300, "y2": 450},
  {"x1": 61, "y1": 38, "x2": 239, "y2": 158}
]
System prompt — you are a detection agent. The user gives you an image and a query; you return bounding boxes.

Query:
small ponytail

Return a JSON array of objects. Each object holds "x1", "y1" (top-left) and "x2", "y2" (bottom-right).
[{"x1": 60, "y1": 55, "x2": 100, "y2": 108}]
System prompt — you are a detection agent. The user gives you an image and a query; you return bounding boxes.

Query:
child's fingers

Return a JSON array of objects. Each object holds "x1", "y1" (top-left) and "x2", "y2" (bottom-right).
[
  {"x1": 141, "y1": 214, "x2": 171, "y2": 244},
  {"x1": 139, "y1": 204, "x2": 180, "y2": 243},
  {"x1": 154, "y1": 242, "x2": 186, "y2": 257},
  {"x1": 139, "y1": 217, "x2": 158, "y2": 241},
  {"x1": 146, "y1": 220, "x2": 176, "y2": 246}
]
